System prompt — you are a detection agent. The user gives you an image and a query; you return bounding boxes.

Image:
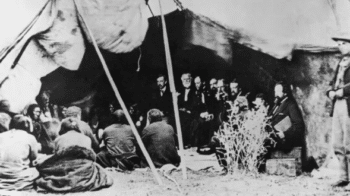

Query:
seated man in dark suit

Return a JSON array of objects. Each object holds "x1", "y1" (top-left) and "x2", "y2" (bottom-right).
[
  {"x1": 267, "y1": 81, "x2": 305, "y2": 151},
  {"x1": 139, "y1": 109, "x2": 180, "y2": 168},
  {"x1": 192, "y1": 76, "x2": 214, "y2": 148},
  {"x1": 178, "y1": 73, "x2": 195, "y2": 148},
  {"x1": 152, "y1": 74, "x2": 173, "y2": 116}
]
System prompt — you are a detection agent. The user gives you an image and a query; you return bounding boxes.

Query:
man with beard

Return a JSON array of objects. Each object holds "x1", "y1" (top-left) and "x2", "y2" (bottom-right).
[
  {"x1": 229, "y1": 79, "x2": 242, "y2": 102},
  {"x1": 267, "y1": 81, "x2": 305, "y2": 151},
  {"x1": 178, "y1": 73, "x2": 195, "y2": 148},
  {"x1": 215, "y1": 79, "x2": 230, "y2": 124},
  {"x1": 209, "y1": 78, "x2": 217, "y2": 91},
  {"x1": 206, "y1": 78, "x2": 218, "y2": 120}
]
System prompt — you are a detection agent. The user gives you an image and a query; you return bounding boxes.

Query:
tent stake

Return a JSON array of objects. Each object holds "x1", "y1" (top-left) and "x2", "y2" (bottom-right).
[
  {"x1": 74, "y1": 1, "x2": 163, "y2": 185},
  {"x1": 158, "y1": 0, "x2": 187, "y2": 179}
]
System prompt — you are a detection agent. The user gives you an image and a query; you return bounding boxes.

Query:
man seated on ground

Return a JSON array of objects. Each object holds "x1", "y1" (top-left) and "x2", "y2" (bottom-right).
[
  {"x1": 65, "y1": 106, "x2": 100, "y2": 153},
  {"x1": 97, "y1": 110, "x2": 140, "y2": 170},
  {"x1": 35, "y1": 117, "x2": 113, "y2": 192},
  {"x1": 139, "y1": 109, "x2": 180, "y2": 168},
  {"x1": 0, "y1": 114, "x2": 40, "y2": 190}
]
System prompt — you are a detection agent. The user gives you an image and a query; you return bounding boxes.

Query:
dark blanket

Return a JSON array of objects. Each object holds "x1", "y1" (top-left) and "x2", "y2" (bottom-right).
[{"x1": 35, "y1": 146, "x2": 113, "y2": 192}]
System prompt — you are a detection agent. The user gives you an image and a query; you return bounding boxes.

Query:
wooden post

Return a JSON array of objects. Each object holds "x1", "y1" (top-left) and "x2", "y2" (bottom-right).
[
  {"x1": 74, "y1": 1, "x2": 163, "y2": 185},
  {"x1": 158, "y1": 0, "x2": 187, "y2": 179}
]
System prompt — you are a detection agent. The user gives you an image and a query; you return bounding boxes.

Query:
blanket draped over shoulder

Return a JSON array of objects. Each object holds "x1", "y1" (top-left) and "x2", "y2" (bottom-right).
[{"x1": 35, "y1": 146, "x2": 113, "y2": 192}]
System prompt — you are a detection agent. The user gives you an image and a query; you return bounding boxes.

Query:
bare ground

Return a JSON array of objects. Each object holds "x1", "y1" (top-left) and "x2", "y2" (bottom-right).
[{"x1": 0, "y1": 151, "x2": 347, "y2": 196}]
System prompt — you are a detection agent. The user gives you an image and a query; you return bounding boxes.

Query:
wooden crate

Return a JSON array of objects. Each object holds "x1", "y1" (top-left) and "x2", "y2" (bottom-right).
[
  {"x1": 266, "y1": 158, "x2": 302, "y2": 177},
  {"x1": 270, "y1": 147, "x2": 302, "y2": 159}
]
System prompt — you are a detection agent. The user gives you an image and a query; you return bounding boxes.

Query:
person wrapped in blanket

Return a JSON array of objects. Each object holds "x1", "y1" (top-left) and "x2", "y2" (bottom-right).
[
  {"x1": 35, "y1": 117, "x2": 113, "y2": 192},
  {"x1": 0, "y1": 114, "x2": 40, "y2": 190}
]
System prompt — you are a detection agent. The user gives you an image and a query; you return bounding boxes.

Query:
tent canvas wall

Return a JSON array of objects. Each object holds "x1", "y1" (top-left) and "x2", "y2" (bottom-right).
[{"x1": 1, "y1": 0, "x2": 350, "y2": 165}]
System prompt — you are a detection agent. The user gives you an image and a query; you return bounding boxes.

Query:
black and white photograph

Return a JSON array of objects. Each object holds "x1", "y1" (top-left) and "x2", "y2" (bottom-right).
[{"x1": 0, "y1": 0, "x2": 350, "y2": 195}]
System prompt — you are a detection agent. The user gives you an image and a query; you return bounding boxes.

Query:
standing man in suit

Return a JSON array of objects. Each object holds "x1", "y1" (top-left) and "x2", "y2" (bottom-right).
[
  {"x1": 268, "y1": 81, "x2": 305, "y2": 151},
  {"x1": 327, "y1": 33, "x2": 350, "y2": 188}
]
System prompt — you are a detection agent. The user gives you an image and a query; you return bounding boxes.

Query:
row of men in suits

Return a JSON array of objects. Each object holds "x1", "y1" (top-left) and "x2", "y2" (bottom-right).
[
  {"x1": 149, "y1": 72, "x2": 306, "y2": 156},
  {"x1": 149, "y1": 73, "x2": 244, "y2": 148}
]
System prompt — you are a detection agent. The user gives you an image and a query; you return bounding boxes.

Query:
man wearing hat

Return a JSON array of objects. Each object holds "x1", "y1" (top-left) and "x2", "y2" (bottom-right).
[{"x1": 327, "y1": 32, "x2": 350, "y2": 188}]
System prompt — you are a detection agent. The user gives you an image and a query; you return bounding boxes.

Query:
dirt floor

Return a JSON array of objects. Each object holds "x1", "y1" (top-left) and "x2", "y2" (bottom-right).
[{"x1": 0, "y1": 150, "x2": 348, "y2": 196}]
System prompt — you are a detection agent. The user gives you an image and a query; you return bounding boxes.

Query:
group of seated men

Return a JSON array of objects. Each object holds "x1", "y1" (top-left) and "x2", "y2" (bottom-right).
[
  {"x1": 149, "y1": 73, "x2": 247, "y2": 150},
  {"x1": 0, "y1": 100, "x2": 180, "y2": 192},
  {"x1": 149, "y1": 73, "x2": 306, "y2": 167}
]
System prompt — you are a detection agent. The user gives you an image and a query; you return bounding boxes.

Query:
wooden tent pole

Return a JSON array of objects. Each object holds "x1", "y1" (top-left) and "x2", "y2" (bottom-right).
[
  {"x1": 158, "y1": 0, "x2": 187, "y2": 179},
  {"x1": 74, "y1": 1, "x2": 163, "y2": 185}
]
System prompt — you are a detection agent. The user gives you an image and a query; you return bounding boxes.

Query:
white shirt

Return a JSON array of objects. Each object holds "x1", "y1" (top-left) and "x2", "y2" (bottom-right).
[{"x1": 184, "y1": 88, "x2": 190, "y2": 102}]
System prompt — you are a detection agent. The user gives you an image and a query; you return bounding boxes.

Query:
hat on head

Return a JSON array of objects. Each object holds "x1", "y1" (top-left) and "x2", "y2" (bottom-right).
[
  {"x1": 332, "y1": 31, "x2": 350, "y2": 42},
  {"x1": 65, "y1": 106, "x2": 82, "y2": 117}
]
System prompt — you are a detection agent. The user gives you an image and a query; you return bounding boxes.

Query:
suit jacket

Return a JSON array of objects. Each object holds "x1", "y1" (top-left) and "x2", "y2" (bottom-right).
[
  {"x1": 178, "y1": 87, "x2": 196, "y2": 112},
  {"x1": 205, "y1": 89, "x2": 218, "y2": 114},
  {"x1": 152, "y1": 86, "x2": 173, "y2": 116},
  {"x1": 192, "y1": 89, "x2": 208, "y2": 117},
  {"x1": 327, "y1": 57, "x2": 350, "y2": 117},
  {"x1": 270, "y1": 98, "x2": 305, "y2": 150}
]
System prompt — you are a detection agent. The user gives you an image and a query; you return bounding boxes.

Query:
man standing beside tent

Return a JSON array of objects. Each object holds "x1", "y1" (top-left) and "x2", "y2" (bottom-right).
[{"x1": 327, "y1": 32, "x2": 350, "y2": 189}]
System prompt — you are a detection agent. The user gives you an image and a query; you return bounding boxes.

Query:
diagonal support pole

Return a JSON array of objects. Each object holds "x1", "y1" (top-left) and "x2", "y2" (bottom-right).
[
  {"x1": 74, "y1": 1, "x2": 163, "y2": 185},
  {"x1": 158, "y1": 0, "x2": 187, "y2": 179}
]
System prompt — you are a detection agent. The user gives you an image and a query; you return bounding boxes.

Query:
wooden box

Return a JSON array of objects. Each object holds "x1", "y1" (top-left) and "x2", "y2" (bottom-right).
[
  {"x1": 266, "y1": 158, "x2": 302, "y2": 177},
  {"x1": 270, "y1": 147, "x2": 302, "y2": 159}
]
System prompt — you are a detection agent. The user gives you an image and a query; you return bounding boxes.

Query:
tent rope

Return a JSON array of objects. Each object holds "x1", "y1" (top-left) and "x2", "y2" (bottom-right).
[
  {"x1": 173, "y1": 0, "x2": 184, "y2": 11},
  {"x1": 158, "y1": 0, "x2": 187, "y2": 179},
  {"x1": 73, "y1": 0, "x2": 163, "y2": 185}
]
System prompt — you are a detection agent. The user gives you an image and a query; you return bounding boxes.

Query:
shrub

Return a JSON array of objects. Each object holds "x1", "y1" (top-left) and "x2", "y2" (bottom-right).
[{"x1": 216, "y1": 105, "x2": 274, "y2": 175}]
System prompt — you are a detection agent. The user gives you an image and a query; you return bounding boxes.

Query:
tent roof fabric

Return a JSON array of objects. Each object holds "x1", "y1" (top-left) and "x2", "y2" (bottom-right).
[{"x1": 148, "y1": 0, "x2": 350, "y2": 59}]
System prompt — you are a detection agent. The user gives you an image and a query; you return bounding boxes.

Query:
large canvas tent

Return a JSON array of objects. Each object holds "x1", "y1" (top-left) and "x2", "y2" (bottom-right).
[{"x1": 1, "y1": 0, "x2": 350, "y2": 162}]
